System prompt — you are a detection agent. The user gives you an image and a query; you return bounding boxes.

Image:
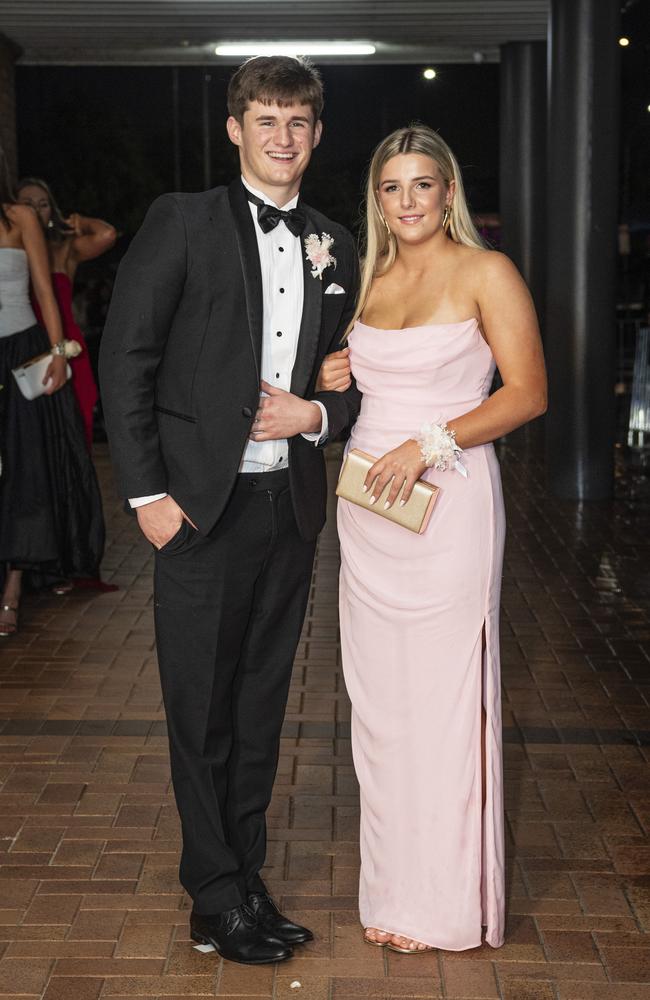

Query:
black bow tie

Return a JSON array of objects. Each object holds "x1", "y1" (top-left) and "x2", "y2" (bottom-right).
[{"x1": 246, "y1": 189, "x2": 305, "y2": 237}]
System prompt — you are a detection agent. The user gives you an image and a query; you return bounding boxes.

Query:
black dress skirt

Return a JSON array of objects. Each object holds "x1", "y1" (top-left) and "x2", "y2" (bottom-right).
[{"x1": 0, "y1": 323, "x2": 105, "y2": 586}]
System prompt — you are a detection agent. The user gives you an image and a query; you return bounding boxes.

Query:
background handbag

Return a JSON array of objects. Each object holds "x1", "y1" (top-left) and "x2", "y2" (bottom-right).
[
  {"x1": 335, "y1": 448, "x2": 440, "y2": 534},
  {"x1": 12, "y1": 352, "x2": 72, "y2": 401}
]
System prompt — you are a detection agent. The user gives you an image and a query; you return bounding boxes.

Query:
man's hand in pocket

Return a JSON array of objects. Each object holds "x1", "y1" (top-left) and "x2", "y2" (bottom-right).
[{"x1": 136, "y1": 495, "x2": 195, "y2": 549}]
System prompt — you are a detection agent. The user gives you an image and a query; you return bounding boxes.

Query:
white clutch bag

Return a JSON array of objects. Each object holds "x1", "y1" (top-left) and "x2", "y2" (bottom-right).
[{"x1": 12, "y1": 352, "x2": 72, "y2": 401}]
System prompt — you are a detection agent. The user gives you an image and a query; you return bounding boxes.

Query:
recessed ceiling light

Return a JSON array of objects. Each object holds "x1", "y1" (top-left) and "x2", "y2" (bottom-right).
[
  {"x1": 214, "y1": 42, "x2": 376, "y2": 57},
  {"x1": 423, "y1": 68, "x2": 436, "y2": 80},
  {"x1": 619, "y1": 37, "x2": 630, "y2": 47}
]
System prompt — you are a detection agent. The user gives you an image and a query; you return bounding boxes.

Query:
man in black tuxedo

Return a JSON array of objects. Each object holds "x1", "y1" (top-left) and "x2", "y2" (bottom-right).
[{"x1": 99, "y1": 57, "x2": 359, "y2": 965}]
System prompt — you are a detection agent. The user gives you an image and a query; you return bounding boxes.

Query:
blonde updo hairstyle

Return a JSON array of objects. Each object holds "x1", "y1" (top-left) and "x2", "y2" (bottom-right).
[{"x1": 349, "y1": 125, "x2": 486, "y2": 334}]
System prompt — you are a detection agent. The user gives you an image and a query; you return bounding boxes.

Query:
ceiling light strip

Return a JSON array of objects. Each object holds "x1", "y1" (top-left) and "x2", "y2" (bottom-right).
[{"x1": 214, "y1": 42, "x2": 376, "y2": 56}]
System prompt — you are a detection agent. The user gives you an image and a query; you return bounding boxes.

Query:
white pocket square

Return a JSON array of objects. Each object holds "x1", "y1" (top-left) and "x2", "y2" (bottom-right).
[{"x1": 324, "y1": 282, "x2": 345, "y2": 295}]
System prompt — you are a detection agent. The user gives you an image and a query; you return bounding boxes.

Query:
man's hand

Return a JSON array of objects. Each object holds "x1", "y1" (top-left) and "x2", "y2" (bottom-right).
[
  {"x1": 250, "y1": 380, "x2": 322, "y2": 441},
  {"x1": 136, "y1": 495, "x2": 196, "y2": 549}
]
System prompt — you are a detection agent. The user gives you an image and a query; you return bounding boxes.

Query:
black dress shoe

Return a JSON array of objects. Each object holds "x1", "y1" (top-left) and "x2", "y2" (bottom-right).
[
  {"x1": 190, "y1": 904, "x2": 293, "y2": 964},
  {"x1": 247, "y1": 892, "x2": 314, "y2": 945}
]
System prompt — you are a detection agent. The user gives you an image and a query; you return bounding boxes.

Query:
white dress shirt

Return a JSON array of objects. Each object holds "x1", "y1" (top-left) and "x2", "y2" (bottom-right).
[{"x1": 129, "y1": 177, "x2": 327, "y2": 508}]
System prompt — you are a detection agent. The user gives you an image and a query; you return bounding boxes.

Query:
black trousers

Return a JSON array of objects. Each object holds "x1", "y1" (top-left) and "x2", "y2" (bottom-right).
[{"x1": 153, "y1": 470, "x2": 316, "y2": 914}]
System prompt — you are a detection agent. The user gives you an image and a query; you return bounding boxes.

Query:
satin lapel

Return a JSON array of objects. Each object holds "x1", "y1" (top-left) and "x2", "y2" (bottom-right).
[
  {"x1": 227, "y1": 179, "x2": 262, "y2": 380},
  {"x1": 290, "y1": 209, "x2": 323, "y2": 397}
]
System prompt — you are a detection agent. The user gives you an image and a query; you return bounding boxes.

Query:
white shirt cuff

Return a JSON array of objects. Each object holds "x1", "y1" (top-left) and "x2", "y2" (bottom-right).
[
  {"x1": 301, "y1": 400, "x2": 328, "y2": 445},
  {"x1": 129, "y1": 493, "x2": 168, "y2": 508}
]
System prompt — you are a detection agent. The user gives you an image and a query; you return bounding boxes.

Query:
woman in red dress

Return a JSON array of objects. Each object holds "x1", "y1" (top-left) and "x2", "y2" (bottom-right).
[{"x1": 16, "y1": 178, "x2": 116, "y2": 449}]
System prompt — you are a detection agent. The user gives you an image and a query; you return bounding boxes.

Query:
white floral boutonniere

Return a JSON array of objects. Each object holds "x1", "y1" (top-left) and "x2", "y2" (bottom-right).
[{"x1": 304, "y1": 232, "x2": 336, "y2": 280}]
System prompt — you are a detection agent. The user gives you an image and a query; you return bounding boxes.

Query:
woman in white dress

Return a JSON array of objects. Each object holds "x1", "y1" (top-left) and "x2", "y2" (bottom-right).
[{"x1": 0, "y1": 144, "x2": 103, "y2": 636}]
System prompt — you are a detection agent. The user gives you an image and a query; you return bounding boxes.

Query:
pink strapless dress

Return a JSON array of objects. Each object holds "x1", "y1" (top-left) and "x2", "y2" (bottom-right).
[
  {"x1": 337, "y1": 319, "x2": 506, "y2": 951},
  {"x1": 33, "y1": 273, "x2": 98, "y2": 450}
]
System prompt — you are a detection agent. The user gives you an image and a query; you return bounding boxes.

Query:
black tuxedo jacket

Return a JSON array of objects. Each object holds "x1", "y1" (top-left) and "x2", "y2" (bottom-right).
[{"x1": 99, "y1": 179, "x2": 361, "y2": 541}]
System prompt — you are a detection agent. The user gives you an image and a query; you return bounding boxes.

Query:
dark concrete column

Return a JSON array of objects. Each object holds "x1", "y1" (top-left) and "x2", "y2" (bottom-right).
[
  {"x1": 0, "y1": 34, "x2": 21, "y2": 181},
  {"x1": 202, "y1": 70, "x2": 212, "y2": 189},
  {"x1": 499, "y1": 41, "x2": 547, "y2": 332},
  {"x1": 172, "y1": 67, "x2": 182, "y2": 190},
  {"x1": 545, "y1": 0, "x2": 620, "y2": 500}
]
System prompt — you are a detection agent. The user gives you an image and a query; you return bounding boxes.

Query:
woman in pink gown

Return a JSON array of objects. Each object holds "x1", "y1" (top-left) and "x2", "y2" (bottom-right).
[{"x1": 318, "y1": 126, "x2": 546, "y2": 953}]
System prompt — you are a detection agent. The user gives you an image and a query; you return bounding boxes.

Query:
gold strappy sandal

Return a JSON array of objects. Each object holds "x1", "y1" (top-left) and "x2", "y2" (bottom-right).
[
  {"x1": 386, "y1": 937, "x2": 435, "y2": 954},
  {"x1": 363, "y1": 928, "x2": 392, "y2": 948}
]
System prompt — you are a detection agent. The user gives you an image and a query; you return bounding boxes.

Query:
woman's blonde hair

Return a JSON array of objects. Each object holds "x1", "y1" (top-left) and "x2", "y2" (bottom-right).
[{"x1": 348, "y1": 125, "x2": 486, "y2": 334}]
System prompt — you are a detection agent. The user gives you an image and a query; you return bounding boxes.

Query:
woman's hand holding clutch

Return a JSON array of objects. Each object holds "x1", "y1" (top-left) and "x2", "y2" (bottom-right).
[
  {"x1": 316, "y1": 348, "x2": 351, "y2": 392},
  {"x1": 364, "y1": 440, "x2": 428, "y2": 509},
  {"x1": 42, "y1": 354, "x2": 69, "y2": 394}
]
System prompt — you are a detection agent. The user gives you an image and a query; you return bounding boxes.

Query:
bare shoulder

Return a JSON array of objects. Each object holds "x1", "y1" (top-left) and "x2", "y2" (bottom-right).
[
  {"x1": 470, "y1": 248, "x2": 520, "y2": 282},
  {"x1": 455, "y1": 248, "x2": 523, "y2": 300}
]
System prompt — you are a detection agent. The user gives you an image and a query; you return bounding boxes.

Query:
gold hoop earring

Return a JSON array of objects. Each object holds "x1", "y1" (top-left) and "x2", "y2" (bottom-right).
[{"x1": 442, "y1": 205, "x2": 451, "y2": 231}]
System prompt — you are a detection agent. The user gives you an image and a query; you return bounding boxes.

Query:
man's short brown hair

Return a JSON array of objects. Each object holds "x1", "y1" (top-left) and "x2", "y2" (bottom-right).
[{"x1": 227, "y1": 55, "x2": 324, "y2": 124}]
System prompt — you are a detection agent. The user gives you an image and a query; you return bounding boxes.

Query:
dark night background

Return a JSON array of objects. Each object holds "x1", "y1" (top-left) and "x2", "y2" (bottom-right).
[
  {"x1": 12, "y1": 0, "x2": 650, "y2": 284},
  {"x1": 15, "y1": 64, "x2": 501, "y2": 235}
]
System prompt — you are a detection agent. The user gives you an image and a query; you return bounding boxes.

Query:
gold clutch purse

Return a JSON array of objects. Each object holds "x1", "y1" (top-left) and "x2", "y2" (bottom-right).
[{"x1": 335, "y1": 449, "x2": 439, "y2": 534}]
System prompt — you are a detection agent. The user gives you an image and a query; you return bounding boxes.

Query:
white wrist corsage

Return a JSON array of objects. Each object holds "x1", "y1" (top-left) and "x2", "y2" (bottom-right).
[
  {"x1": 50, "y1": 339, "x2": 82, "y2": 359},
  {"x1": 417, "y1": 421, "x2": 468, "y2": 478}
]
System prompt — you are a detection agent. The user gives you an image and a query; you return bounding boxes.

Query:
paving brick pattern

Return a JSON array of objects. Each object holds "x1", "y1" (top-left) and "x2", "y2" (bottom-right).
[{"x1": 1, "y1": 440, "x2": 649, "y2": 999}]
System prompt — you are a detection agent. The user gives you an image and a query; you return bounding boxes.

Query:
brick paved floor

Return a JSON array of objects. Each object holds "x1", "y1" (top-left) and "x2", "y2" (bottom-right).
[{"x1": 1, "y1": 438, "x2": 650, "y2": 999}]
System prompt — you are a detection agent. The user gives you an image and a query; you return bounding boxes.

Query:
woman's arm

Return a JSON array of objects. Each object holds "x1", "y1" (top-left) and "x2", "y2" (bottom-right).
[
  {"x1": 13, "y1": 205, "x2": 68, "y2": 392},
  {"x1": 363, "y1": 251, "x2": 546, "y2": 507},
  {"x1": 448, "y1": 251, "x2": 547, "y2": 448},
  {"x1": 316, "y1": 348, "x2": 351, "y2": 392},
  {"x1": 66, "y1": 213, "x2": 117, "y2": 264},
  {"x1": 15, "y1": 205, "x2": 63, "y2": 347}
]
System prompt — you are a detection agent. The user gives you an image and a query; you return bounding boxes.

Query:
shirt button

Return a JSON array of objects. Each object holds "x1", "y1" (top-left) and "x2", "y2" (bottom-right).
[
  {"x1": 242, "y1": 406, "x2": 253, "y2": 418},
  {"x1": 276, "y1": 331, "x2": 282, "y2": 337},
  {"x1": 279, "y1": 456, "x2": 283, "y2": 462},
  {"x1": 278, "y1": 247, "x2": 285, "y2": 253},
  {"x1": 275, "y1": 372, "x2": 280, "y2": 378},
  {"x1": 279, "y1": 287, "x2": 285, "y2": 293}
]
